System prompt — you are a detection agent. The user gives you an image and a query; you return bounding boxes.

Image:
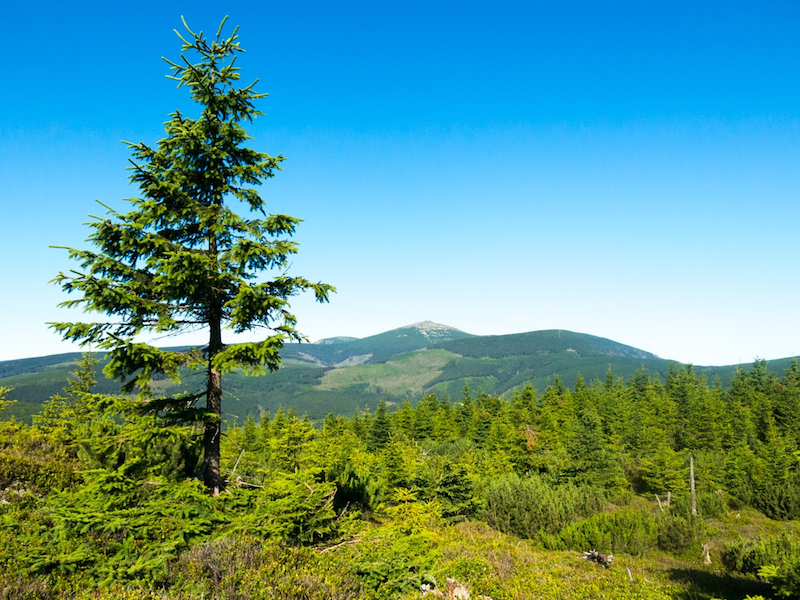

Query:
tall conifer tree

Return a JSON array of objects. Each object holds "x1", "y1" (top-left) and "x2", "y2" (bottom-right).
[{"x1": 50, "y1": 18, "x2": 333, "y2": 495}]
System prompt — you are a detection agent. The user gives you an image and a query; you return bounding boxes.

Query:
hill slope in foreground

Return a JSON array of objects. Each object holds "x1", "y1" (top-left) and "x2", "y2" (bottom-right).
[{"x1": 1, "y1": 321, "x2": 796, "y2": 422}]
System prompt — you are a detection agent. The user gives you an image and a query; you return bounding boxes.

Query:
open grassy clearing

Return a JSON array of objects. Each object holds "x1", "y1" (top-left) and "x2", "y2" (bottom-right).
[{"x1": 318, "y1": 349, "x2": 459, "y2": 396}]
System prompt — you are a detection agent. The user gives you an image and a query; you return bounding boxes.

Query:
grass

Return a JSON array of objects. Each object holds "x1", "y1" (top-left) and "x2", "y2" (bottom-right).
[
  {"x1": 432, "y1": 521, "x2": 679, "y2": 599},
  {"x1": 430, "y1": 518, "x2": 789, "y2": 600}
]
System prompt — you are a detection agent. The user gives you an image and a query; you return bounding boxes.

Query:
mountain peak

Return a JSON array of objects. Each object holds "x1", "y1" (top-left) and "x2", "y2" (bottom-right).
[
  {"x1": 394, "y1": 321, "x2": 470, "y2": 343},
  {"x1": 399, "y1": 321, "x2": 464, "y2": 333}
]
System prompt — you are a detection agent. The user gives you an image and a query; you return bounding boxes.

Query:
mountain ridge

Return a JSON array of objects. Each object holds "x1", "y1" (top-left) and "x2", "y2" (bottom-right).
[{"x1": 1, "y1": 322, "x2": 797, "y2": 423}]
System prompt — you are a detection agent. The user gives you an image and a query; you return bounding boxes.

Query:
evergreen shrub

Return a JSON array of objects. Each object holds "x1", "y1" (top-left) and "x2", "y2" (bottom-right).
[
  {"x1": 479, "y1": 473, "x2": 606, "y2": 538},
  {"x1": 654, "y1": 514, "x2": 702, "y2": 553},
  {"x1": 552, "y1": 509, "x2": 702, "y2": 555},
  {"x1": 553, "y1": 508, "x2": 658, "y2": 555},
  {"x1": 722, "y1": 534, "x2": 800, "y2": 598},
  {"x1": 666, "y1": 489, "x2": 728, "y2": 519},
  {"x1": 752, "y1": 476, "x2": 800, "y2": 521},
  {"x1": 345, "y1": 493, "x2": 442, "y2": 599},
  {"x1": 722, "y1": 533, "x2": 800, "y2": 574}
]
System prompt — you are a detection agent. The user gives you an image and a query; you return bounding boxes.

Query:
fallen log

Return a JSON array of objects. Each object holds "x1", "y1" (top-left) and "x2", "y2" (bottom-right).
[{"x1": 581, "y1": 549, "x2": 615, "y2": 568}]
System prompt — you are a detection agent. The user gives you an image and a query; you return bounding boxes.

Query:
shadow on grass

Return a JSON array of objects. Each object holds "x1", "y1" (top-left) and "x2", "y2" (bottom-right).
[{"x1": 667, "y1": 567, "x2": 773, "y2": 600}]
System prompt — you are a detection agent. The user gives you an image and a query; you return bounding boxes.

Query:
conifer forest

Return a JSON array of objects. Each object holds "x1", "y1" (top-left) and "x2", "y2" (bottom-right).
[
  {"x1": 1, "y1": 18, "x2": 799, "y2": 600},
  {"x1": 2, "y1": 357, "x2": 800, "y2": 598}
]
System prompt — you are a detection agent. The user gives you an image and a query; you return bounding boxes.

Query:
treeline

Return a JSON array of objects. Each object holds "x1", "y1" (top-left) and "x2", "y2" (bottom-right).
[
  {"x1": 0, "y1": 358, "x2": 798, "y2": 598},
  {"x1": 330, "y1": 360, "x2": 800, "y2": 520}
]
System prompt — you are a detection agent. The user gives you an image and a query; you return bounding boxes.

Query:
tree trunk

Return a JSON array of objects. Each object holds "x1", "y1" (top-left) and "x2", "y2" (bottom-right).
[
  {"x1": 690, "y1": 455, "x2": 697, "y2": 517},
  {"x1": 204, "y1": 365, "x2": 222, "y2": 495},
  {"x1": 204, "y1": 316, "x2": 223, "y2": 496},
  {"x1": 702, "y1": 543, "x2": 711, "y2": 565},
  {"x1": 204, "y1": 234, "x2": 223, "y2": 496}
]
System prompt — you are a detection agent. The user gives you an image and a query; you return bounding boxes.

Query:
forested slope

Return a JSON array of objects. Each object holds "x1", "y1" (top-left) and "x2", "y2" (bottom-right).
[{"x1": 2, "y1": 324, "x2": 798, "y2": 425}]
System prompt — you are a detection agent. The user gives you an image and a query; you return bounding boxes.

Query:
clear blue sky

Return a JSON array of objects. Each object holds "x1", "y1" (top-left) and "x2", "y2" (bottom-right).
[{"x1": 2, "y1": 0, "x2": 799, "y2": 366}]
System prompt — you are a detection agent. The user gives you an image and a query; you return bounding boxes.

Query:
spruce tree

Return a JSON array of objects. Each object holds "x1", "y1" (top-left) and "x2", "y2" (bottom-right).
[
  {"x1": 50, "y1": 18, "x2": 333, "y2": 495},
  {"x1": 369, "y1": 399, "x2": 392, "y2": 450},
  {"x1": 35, "y1": 352, "x2": 99, "y2": 439}
]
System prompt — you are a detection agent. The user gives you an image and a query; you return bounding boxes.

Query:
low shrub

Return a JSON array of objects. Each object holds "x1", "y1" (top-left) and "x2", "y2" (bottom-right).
[
  {"x1": 0, "y1": 422, "x2": 80, "y2": 495},
  {"x1": 553, "y1": 508, "x2": 659, "y2": 555},
  {"x1": 552, "y1": 508, "x2": 703, "y2": 555},
  {"x1": 722, "y1": 534, "x2": 800, "y2": 598},
  {"x1": 170, "y1": 536, "x2": 362, "y2": 599},
  {"x1": 480, "y1": 473, "x2": 606, "y2": 538}
]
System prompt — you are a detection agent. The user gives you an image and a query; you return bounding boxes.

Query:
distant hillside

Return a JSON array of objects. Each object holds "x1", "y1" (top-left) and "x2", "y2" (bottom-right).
[
  {"x1": 433, "y1": 329, "x2": 658, "y2": 360},
  {"x1": 0, "y1": 353, "x2": 86, "y2": 379},
  {"x1": 416, "y1": 329, "x2": 664, "y2": 398},
  {"x1": 1, "y1": 322, "x2": 797, "y2": 423},
  {"x1": 313, "y1": 337, "x2": 358, "y2": 345}
]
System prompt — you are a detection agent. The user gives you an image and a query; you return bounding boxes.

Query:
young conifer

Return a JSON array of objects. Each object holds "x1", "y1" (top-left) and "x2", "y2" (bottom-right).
[{"x1": 50, "y1": 18, "x2": 333, "y2": 495}]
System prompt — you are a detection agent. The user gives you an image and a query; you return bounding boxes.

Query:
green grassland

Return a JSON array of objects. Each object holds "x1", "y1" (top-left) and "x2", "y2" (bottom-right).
[{"x1": 318, "y1": 349, "x2": 458, "y2": 397}]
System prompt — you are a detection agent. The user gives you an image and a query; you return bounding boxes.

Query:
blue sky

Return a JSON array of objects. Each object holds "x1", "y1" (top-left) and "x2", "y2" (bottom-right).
[{"x1": 2, "y1": 0, "x2": 799, "y2": 365}]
